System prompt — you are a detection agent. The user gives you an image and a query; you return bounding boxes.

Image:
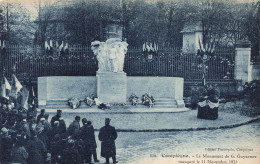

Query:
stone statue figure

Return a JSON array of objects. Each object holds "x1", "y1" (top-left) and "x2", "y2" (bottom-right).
[
  {"x1": 97, "y1": 42, "x2": 109, "y2": 72},
  {"x1": 91, "y1": 39, "x2": 128, "y2": 73},
  {"x1": 116, "y1": 42, "x2": 128, "y2": 72},
  {"x1": 108, "y1": 43, "x2": 119, "y2": 72},
  {"x1": 91, "y1": 41, "x2": 109, "y2": 72}
]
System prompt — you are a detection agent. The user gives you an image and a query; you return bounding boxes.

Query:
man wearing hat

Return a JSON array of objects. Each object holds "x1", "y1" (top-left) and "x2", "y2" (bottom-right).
[
  {"x1": 50, "y1": 109, "x2": 62, "y2": 127},
  {"x1": 98, "y1": 118, "x2": 118, "y2": 164},
  {"x1": 67, "y1": 116, "x2": 81, "y2": 138},
  {"x1": 37, "y1": 109, "x2": 45, "y2": 123},
  {"x1": 80, "y1": 119, "x2": 99, "y2": 164}
]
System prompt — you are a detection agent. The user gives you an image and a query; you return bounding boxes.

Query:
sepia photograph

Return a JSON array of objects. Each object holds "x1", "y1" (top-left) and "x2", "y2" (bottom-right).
[{"x1": 0, "y1": 0, "x2": 259, "y2": 164}]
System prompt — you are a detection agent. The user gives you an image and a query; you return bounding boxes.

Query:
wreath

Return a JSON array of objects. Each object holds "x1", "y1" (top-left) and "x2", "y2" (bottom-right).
[
  {"x1": 68, "y1": 97, "x2": 81, "y2": 109},
  {"x1": 129, "y1": 94, "x2": 139, "y2": 106},
  {"x1": 84, "y1": 96, "x2": 95, "y2": 107},
  {"x1": 142, "y1": 93, "x2": 155, "y2": 108}
]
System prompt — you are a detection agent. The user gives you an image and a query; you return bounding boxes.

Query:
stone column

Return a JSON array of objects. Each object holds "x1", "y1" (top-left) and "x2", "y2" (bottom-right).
[{"x1": 234, "y1": 40, "x2": 251, "y2": 88}]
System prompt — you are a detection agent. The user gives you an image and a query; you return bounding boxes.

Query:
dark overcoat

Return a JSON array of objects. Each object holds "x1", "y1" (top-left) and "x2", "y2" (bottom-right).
[
  {"x1": 60, "y1": 147, "x2": 82, "y2": 164},
  {"x1": 80, "y1": 125, "x2": 97, "y2": 154},
  {"x1": 0, "y1": 135, "x2": 12, "y2": 163},
  {"x1": 98, "y1": 125, "x2": 117, "y2": 158},
  {"x1": 67, "y1": 120, "x2": 80, "y2": 137},
  {"x1": 26, "y1": 136, "x2": 47, "y2": 164},
  {"x1": 16, "y1": 120, "x2": 31, "y2": 139},
  {"x1": 50, "y1": 115, "x2": 61, "y2": 127}
]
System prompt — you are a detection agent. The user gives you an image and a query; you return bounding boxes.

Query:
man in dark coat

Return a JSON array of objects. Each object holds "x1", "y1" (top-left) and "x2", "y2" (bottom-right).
[
  {"x1": 50, "y1": 109, "x2": 62, "y2": 127},
  {"x1": 26, "y1": 130, "x2": 47, "y2": 164},
  {"x1": 16, "y1": 114, "x2": 31, "y2": 141},
  {"x1": 98, "y1": 118, "x2": 118, "y2": 164},
  {"x1": 80, "y1": 119, "x2": 99, "y2": 164},
  {"x1": 49, "y1": 121, "x2": 66, "y2": 163},
  {"x1": 28, "y1": 104, "x2": 37, "y2": 119},
  {"x1": 36, "y1": 109, "x2": 45, "y2": 123},
  {"x1": 11, "y1": 136, "x2": 28, "y2": 164},
  {"x1": 67, "y1": 116, "x2": 81, "y2": 139}
]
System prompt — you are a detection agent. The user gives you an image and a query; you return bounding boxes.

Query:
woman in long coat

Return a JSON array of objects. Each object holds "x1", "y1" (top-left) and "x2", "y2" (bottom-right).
[{"x1": 98, "y1": 118, "x2": 118, "y2": 164}]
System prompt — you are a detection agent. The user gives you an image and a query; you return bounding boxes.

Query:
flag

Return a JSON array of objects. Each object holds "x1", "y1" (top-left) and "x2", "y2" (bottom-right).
[
  {"x1": 150, "y1": 43, "x2": 154, "y2": 52},
  {"x1": 32, "y1": 87, "x2": 35, "y2": 97},
  {"x1": 32, "y1": 97, "x2": 35, "y2": 105},
  {"x1": 20, "y1": 87, "x2": 29, "y2": 110},
  {"x1": 2, "y1": 40, "x2": 5, "y2": 48},
  {"x1": 59, "y1": 41, "x2": 64, "y2": 51},
  {"x1": 202, "y1": 74, "x2": 206, "y2": 86},
  {"x1": 4, "y1": 77, "x2": 11, "y2": 90},
  {"x1": 31, "y1": 87, "x2": 35, "y2": 105},
  {"x1": 12, "y1": 74, "x2": 23, "y2": 93},
  {"x1": 146, "y1": 42, "x2": 150, "y2": 52},
  {"x1": 23, "y1": 91, "x2": 29, "y2": 110},
  {"x1": 50, "y1": 40, "x2": 53, "y2": 47},
  {"x1": 1, "y1": 77, "x2": 9, "y2": 100},
  {"x1": 56, "y1": 41, "x2": 59, "y2": 48},
  {"x1": 1, "y1": 79, "x2": 6, "y2": 98},
  {"x1": 64, "y1": 43, "x2": 68, "y2": 51},
  {"x1": 44, "y1": 41, "x2": 48, "y2": 49}
]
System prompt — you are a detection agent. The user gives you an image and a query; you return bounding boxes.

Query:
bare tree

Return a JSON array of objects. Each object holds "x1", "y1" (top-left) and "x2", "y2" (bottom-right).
[{"x1": 0, "y1": 1, "x2": 36, "y2": 45}]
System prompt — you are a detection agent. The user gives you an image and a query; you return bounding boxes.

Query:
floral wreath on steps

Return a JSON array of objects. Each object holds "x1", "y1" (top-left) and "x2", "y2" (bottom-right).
[
  {"x1": 129, "y1": 94, "x2": 139, "y2": 106},
  {"x1": 68, "y1": 97, "x2": 81, "y2": 109},
  {"x1": 142, "y1": 93, "x2": 155, "y2": 108},
  {"x1": 84, "y1": 96, "x2": 95, "y2": 107}
]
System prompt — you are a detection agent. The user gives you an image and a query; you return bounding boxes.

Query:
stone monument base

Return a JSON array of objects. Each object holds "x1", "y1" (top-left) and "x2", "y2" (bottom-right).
[
  {"x1": 37, "y1": 76, "x2": 184, "y2": 109},
  {"x1": 97, "y1": 72, "x2": 127, "y2": 104}
]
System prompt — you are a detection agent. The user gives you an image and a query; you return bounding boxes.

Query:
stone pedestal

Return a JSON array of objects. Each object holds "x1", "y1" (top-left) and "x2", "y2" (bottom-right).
[
  {"x1": 234, "y1": 40, "x2": 251, "y2": 90},
  {"x1": 97, "y1": 72, "x2": 127, "y2": 104}
]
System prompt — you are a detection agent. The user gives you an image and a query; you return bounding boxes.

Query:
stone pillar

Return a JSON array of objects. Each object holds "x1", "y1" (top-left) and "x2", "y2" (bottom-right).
[
  {"x1": 181, "y1": 21, "x2": 203, "y2": 53},
  {"x1": 38, "y1": 77, "x2": 47, "y2": 107},
  {"x1": 234, "y1": 40, "x2": 251, "y2": 87},
  {"x1": 96, "y1": 72, "x2": 127, "y2": 104},
  {"x1": 251, "y1": 62, "x2": 260, "y2": 80}
]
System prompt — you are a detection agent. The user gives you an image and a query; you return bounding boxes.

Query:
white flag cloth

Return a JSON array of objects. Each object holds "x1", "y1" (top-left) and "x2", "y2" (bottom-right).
[
  {"x1": 32, "y1": 87, "x2": 35, "y2": 97},
  {"x1": 13, "y1": 74, "x2": 23, "y2": 93},
  {"x1": 45, "y1": 41, "x2": 49, "y2": 50},
  {"x1": 146, "y1": 43, "x2": 150, "y2": 52},
  {"x1": 23, "y1": 91, "x2": 29, "y2": 110},
  {"x1": 50, "y1": 40, "x2": 53, "y2": 47},
  {"x1": 1, "y1": 83, "x2": 7, "y2": 99},
  {"x1": 59, "y1": 41, "x2": 64, "y2": 51},
  {"x1": 20, "y1": 87, "x2": 29, "y2": 110},
  {"x1": 4, "y1": 77, "x2": 11, "y2": 90}
]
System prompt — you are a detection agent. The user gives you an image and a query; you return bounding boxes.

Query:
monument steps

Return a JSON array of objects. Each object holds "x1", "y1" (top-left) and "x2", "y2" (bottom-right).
[{"x1": 42, "y1": 98, "x2": 179, "y2": 109}]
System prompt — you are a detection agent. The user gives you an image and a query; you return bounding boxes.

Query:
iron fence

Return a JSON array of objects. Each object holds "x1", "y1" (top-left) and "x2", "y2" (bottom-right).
[{"x1": 0, "y1": 45, "x2": 235, "y2": 82}]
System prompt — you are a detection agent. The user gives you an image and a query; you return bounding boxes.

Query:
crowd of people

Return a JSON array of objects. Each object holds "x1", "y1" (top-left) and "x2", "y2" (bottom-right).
[{"x1": 0, "y1": 100, "x2": 118, "y2": 164}]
